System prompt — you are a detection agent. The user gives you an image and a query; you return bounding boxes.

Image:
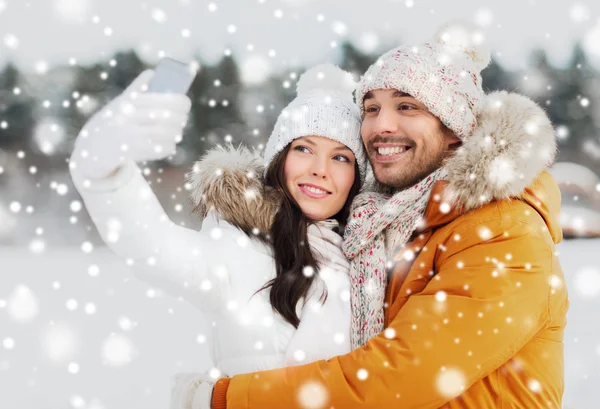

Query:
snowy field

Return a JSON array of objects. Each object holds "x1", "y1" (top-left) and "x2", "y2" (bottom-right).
[{"x1": 1, "y1": 239, "x2": 599, "y2": 409}]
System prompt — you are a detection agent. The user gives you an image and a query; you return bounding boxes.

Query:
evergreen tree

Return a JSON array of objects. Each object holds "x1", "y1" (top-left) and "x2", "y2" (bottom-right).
[
  {"x1": 339, "y1": 41, "x2": 376, "y2": 80},
  {"x1": 481, "y1": 57, "x2": 514, "y2": 93},
  {"x1": 0, "y1": 63, "x2": 36, "y2": 151},
  {"x1": 186, "y1": 55, "x2": 248, "y2": 158}
]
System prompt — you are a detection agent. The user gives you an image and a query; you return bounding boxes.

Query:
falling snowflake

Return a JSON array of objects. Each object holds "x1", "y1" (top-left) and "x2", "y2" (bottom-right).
[
  {"x1": 70, "y1": 395, "x2": 86, "y2": 409},
  {"x1": 303, "y1": 266, "x2": 315, "y2": 277},
  {"x1": 474, "y1": 8, "x2": 494, "y2": 27},
  {"x1": 33, "y1": 119, "x2": 66, "y2": 155},
  {"x1": 151, "y1": 8, "x2": 167, "y2": 23},
  {"x1": 53, "y1": 0, "x2": 92, "y2": 24},
  {"x1": 331, "y1": 21, "x2": 348, "y2": 36},
  {"x1": 6, "y1": 285, "x2": 39, "y2": 323},
  {"x1": 102, "y1": 334, "x2": 135, "y2": 366},
  {"x1": 357, "y1": 32, "x2": 379, "y2": 54},
  {"x1": 118, "y1": 317, "x2": 133, "y2": 331},
  {"x1": 3, "y1": 33, "x2": 19, "y2": 49},
  {"x1": 2, "y1": 338, "x2": 15, "y2": 350},
  {"x1": 569, "y1": 3, "x2": 590, "y2": 23},
  {"x1": 528, "y1": 379, "x2": 542, "y2": 393},
  {"x1": 84, "y1": 303, "x2": 97, "y2": 315},
  {"x1": 297, "y1": 380, "x2": 328, "y2": 409},
  {"x1": 573, "y1": 267, "x2": 600, "y2": 298},
  {"x1": 240, "y1": 55, "x2": 273, "y2": 85},
  {"x1": 43, "y1": 323, "x2": 79, "y2": 363},
  {"x1": 68, "y1": 362, "x2": 80, "y2": 374},
  {"x1": 436, "y1": 367, "x2": 466, "y2": 399}
]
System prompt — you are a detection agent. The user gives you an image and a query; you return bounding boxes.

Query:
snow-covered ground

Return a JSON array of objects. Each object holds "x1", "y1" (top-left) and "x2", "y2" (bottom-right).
[{"x1": 0, "y1": 239, "x2": 599, "y2": 409}]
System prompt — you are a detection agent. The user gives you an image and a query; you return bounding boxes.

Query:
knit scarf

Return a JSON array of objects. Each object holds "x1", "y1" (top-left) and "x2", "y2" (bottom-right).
[{"x1": 342, "y1": 168, "x2": 446, "y2": 349}]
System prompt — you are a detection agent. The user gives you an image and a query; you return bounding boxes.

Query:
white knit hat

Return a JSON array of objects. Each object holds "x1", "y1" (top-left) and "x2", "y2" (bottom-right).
[
  {"x1": 264, "y1": 64, "x2": 367, "y2": 182},
  {"x1": 357, "y1": 21, "x2": 491, "y2": 139}
]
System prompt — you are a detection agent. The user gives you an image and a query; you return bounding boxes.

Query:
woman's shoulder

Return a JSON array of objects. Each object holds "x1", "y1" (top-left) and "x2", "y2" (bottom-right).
[
  {"x1": 187, "y1": 144, "x2": 283, "y2": 237},
  {"x1": 202, "y1": 211, "x2": 273, "y2": 257}
]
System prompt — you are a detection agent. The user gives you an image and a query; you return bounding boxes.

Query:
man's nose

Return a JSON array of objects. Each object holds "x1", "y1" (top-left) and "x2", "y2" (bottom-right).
[{"x1": 373, "y1": 107, "x2": 400, "y2": 135}]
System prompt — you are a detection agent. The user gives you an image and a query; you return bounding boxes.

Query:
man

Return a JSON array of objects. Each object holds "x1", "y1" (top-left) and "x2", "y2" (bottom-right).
[{"x1": 175, "y1": 22, "x2": 567, "y2": 409}]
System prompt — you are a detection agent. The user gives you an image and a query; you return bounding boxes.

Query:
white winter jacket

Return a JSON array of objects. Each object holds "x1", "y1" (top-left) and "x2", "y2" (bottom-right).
[{"x1": 70, "y1": 146, "x2": 352, "y2": 376}]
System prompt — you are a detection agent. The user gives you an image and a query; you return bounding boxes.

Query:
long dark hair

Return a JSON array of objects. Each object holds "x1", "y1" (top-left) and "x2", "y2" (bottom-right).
[{"x1": 257, "y1": 144, "x2": 362, "y2": 328}]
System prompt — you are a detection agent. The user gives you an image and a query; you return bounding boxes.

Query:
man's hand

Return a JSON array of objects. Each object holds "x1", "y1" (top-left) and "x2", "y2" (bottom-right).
[
  {"x1": 170, "y1": 370, "x2": 222, "y2": 409},
  {"x1": 71, "y1": 70, "x2": 192, "y2": 180}
]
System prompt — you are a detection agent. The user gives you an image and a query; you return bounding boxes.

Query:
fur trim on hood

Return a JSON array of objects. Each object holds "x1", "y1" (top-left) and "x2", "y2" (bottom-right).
[
  {"x1": 187, "y1": 92, "x2": 557, "y2": 231},
  {"x1": 186, "y1": 145, "x2": 281, "y2": 236},
  {"x1": 444, "y1": 91, "x2": 557, "y2": 210}
]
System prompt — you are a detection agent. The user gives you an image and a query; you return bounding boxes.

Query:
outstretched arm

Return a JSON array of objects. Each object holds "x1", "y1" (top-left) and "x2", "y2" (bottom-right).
[{"x1": 69, "y1": 71, "x2": 226, "y2": 310}]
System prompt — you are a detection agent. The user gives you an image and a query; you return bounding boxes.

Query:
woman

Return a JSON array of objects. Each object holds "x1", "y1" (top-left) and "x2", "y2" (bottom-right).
[{"x1": 69, "y1": 64, "x2": 367, "y2": 382}]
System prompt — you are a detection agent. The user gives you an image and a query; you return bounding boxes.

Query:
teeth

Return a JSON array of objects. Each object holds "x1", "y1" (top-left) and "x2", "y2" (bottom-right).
[
  {"x1": 377, "y1": 146, "x2": 406, "y2": 155},
  {"x1": 303, "y1": 185, "x2": 328, "y2": 194}
]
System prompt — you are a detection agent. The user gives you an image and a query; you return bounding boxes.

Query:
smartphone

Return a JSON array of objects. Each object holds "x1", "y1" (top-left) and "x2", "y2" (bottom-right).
[{"x1": 147, "y1": 57, "x2": 197, "y2": 94}]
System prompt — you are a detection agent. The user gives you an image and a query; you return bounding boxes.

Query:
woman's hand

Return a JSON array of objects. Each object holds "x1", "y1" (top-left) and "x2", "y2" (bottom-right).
[{"x1": 71, "y1": 70, "x2": 192, "y2": 180}]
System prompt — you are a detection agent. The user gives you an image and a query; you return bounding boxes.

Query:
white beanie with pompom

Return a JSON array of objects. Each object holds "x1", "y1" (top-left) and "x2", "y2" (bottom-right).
[
  {"x1": 357, "y1": 20, "x2": 491, "y2": 139},
  {"x1": 264, "y1": 64, "x2": 367, "y2": 182}
]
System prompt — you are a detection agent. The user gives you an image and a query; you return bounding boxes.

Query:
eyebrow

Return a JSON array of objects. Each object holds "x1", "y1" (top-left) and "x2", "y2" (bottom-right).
[
  {"x1": 363, "y1": 90, "x2": 411, "y2": 101},
  {"x1": 296, "y1": 137, "x2": 352, "y2": 152}
]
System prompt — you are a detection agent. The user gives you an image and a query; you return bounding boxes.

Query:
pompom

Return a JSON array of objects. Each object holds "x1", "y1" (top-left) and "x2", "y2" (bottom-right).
[
  {"x1": 296, "y1": 64, "x2": 356, "y2": 96},
  {"x1": 433, "y1": 20, "x2": 491, "y2": 72}
]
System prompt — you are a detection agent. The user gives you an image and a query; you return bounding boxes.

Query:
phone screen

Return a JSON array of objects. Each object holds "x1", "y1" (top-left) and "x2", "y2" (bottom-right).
[{"x1": 147, "y1": 58, "x2": 197, "y2": 94}]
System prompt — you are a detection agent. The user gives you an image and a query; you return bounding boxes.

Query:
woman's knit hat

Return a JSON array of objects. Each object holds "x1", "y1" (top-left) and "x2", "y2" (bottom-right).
[{"x1": 264, "y1": 64, "x2": 367, "y2": 182}]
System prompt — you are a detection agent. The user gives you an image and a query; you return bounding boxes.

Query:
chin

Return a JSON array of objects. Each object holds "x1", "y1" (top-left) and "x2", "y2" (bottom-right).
[
  {"x1": 305, "y1": 211, "x2": 328, "y2": 221},
  {"x1": 374, "y1": 168, "x2": 403, "y2": 185}
]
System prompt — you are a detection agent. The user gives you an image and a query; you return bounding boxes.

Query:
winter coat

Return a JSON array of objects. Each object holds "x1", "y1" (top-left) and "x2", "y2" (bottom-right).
[
  {"x1": 214, "y1": 91, "x2": 569, "y2": 409},
  {"x1": 70, "y1": 146, "x2": 352, "y2": 376}
]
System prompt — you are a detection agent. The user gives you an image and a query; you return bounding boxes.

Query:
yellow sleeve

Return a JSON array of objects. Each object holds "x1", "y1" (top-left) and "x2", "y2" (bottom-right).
[{"x1": 225, "y1": 218, "x2": 553, "y2": 409}]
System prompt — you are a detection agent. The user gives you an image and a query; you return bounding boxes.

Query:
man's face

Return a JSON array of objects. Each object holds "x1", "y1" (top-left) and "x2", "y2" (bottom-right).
[{"x1": 361, "y1": 89, "x2": 461, "y2": 190}]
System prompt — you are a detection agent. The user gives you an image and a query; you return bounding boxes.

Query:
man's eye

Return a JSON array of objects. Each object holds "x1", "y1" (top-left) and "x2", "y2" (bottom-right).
[{"x1": 365, "y1": 106, "x2": 379, "y2": 113}]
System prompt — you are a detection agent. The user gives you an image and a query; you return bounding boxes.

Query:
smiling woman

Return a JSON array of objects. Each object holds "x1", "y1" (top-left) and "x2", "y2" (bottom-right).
[
  {"x1": 258, "y1": 64, "x2": 366, "y2": 330},
  {"x1": 283, "y1": 136, "x2": 357, "y2": 221}
]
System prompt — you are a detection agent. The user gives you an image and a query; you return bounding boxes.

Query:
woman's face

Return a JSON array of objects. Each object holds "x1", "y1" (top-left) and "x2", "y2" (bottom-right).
[{"x1": 284, "y1": 135, "x2": 357, "y2": 221}]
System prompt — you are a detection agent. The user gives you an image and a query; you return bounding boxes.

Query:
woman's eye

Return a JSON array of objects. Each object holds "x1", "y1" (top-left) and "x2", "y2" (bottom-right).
[
  {"x1": 398, "y1": 104, "x2": 415, "y2": 111},
  {"x1": 333, "y1": 155, "x2": 350, "y2": 163},
  {"x1": 294, "y1": 145, "x2": 310, "y2": 153}
]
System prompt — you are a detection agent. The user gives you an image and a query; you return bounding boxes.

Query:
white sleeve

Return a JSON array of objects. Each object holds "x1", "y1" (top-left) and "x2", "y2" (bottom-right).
[
  {"x1": 70, "y1": 159, "x2": 228, "y2": 311},
  {"x1": 284, "y1": 267, "x2": 352, "y2": 366}
]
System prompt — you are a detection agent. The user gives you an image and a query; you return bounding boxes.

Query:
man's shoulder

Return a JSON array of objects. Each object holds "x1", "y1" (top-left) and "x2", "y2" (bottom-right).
[
  {"x1": 431, "y1": 197, "x2": 550, "y2": 251},
  {"x1": 450, "y1": 197, "x2": 542, "y2": 230}
]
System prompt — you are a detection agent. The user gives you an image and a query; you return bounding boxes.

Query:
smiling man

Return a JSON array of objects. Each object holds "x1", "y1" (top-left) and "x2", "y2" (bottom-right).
[
  {"x1": 174, "y1": 22, "x2": 568, "y2": 409},
  {"x1": 362, "y1": 89, "x2": 461, "y2": 189}
]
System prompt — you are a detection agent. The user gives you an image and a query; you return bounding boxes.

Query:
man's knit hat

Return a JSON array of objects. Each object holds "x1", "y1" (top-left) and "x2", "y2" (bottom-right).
[
  {"x1": 357, "y1": 21, "x2": 491, "y2": 139},
  {"x1": 264, "y1": 64, "x2": 367, "y2": 182}
]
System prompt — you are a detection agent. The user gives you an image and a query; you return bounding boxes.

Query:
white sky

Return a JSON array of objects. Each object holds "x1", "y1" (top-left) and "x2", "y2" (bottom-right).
[{"x1": 1, "y1": 0, "x2": 600, "y2": 76}]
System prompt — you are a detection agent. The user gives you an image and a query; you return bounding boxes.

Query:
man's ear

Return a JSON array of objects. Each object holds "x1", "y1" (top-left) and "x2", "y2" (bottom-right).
[{"x1": 443, "y1": 129, "x2": 461, "y2": 149}]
